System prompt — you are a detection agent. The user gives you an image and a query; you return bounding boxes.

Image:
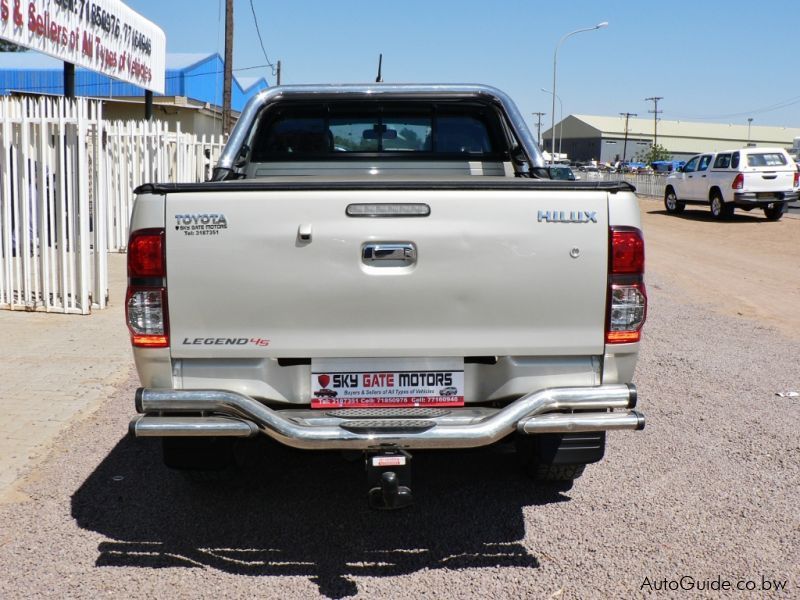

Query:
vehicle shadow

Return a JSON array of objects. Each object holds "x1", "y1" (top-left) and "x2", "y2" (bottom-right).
[
  {"x1": 647, "y1": 208, "x2": 770, "y2": 223},
  {"x1": 71, "y1": 436, "x2": 566, "y2": 598}
]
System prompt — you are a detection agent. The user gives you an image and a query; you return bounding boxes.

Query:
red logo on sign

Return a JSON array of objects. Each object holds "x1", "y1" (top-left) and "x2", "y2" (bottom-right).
[{"x1": 318, "y1": 374, "x2": 331, "y2": 388}]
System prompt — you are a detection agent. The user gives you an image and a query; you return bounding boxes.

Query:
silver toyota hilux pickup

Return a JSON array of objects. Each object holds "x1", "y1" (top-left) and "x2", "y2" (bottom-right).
[{"x1": 126, "y1": 84, "x2": 647, "y2": 508}]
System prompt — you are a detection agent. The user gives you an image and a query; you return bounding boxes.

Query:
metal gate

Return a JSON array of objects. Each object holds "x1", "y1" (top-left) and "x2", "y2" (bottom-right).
[
  {"x1": 0, "y1": 96, "x2": 226, "y2": 313},
  {"x1": 0, "y1": 96, "x2": 106, "y2": 314}
]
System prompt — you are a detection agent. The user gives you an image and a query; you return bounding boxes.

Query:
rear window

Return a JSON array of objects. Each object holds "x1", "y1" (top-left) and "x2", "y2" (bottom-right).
[
  {"x1": 250, "y1": 104, "x2": 501, "y2": 161},
  {"x1": 713, "y1": 154, "x2": 731, "y2": 168},
  {"x1": 746, "y1": 152, "x2": 787, "y2": 167}
]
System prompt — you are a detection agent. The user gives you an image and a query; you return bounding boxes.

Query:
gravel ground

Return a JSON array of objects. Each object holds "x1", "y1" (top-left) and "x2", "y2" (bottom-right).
[{"x1": 1, "y1": 218, "x2": 798, "y2": 598}]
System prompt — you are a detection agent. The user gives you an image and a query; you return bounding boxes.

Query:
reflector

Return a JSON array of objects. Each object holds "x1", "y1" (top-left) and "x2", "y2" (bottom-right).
[
  {"x1": 128, "y1": 229, "x2": 165, "y2": 277},
  {"x1": 610, "y1": 228, "x2": 645, "y2": 274}
]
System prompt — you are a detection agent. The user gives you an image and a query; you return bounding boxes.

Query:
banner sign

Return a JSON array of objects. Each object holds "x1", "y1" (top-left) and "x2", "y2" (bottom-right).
[
  {"x1": 310, "y1": 357, "x2": 466, "y2": 409},
  {"x1": 310, "y1": 368, "x2": 466, "y2": 409},
  {"x1": 0, "y1": 0, "x2": 166, "y2": 93}
]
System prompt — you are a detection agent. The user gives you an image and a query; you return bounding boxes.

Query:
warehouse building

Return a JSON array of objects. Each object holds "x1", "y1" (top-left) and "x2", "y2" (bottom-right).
[{"x1": 542, "y1": 115, "x2": 800, "y2": 164}]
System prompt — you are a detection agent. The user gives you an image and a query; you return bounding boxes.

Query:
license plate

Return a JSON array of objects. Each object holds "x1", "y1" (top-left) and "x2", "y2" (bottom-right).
[
  {"x1": 310, "y1": 358, "x2": 465, "y2": 409},
  {"x1": 757, "y1": 192, "x2": 776, "y2": 199}
]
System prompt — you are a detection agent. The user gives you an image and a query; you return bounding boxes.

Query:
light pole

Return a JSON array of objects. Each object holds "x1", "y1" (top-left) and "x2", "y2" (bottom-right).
[
  {"x1": 541, "y1": 88, "x2": 563, "y2": 160},
  {"x1": 550, "y1": 21, "x2": 608, "y2": 164},
  {"x1": 747, "y1": 117, "x2": 753, "y2": 144}
]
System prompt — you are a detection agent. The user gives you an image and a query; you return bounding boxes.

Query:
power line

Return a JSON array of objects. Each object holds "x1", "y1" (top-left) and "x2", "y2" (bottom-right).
[
  {"x1": 249, "y1": 0, "x2": 276, "y2": 76},
  {"x1": 670, "y1": 94, "x2": 800, "y2": 121}
]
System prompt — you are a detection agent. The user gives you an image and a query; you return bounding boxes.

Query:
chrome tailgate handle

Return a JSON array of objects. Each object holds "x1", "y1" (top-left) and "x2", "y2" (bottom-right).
[{"x1": 362, "y1": 243, "x2": 417, "y2": 267}]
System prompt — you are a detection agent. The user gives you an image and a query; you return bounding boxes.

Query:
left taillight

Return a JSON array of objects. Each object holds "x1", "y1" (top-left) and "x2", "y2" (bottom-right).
[
  {"x1": 126, "y1": 229, "x2": 168, "y2": 348},
  {"x1": 606, "y1": 227, "x2": 647, "y2": 344}
]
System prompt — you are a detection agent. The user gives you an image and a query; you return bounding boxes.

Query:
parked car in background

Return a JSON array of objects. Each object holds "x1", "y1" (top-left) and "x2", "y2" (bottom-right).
[
  {"x1": 549, "y1": 165, "x2": 577, "y2": 181},
  {"x1": 621, "y1": 161, "x2": 647, "y2": 173},
  {"x1": 652, "y1": 160, "x2": 685, "y2": 174},
  {"x1": 578, "y1": 165, "x2": 602, "y2": 180},
  {"x1": 664, "y1": 148, "x2": 798, "y2": 220}
]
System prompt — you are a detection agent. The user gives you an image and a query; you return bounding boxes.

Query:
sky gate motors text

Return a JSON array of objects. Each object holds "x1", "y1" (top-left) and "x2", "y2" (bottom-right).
[{"x1": 331, "y1": 372, "x2": 454, "y2": 388}]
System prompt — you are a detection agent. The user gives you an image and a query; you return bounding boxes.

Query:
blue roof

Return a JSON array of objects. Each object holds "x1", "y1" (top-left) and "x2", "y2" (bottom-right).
[{"x1": 0, "y1": 52, "x2": 269, "y2": 112}]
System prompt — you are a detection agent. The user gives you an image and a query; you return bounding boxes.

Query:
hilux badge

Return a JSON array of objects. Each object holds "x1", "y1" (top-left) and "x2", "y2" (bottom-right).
[{"x1": 537, "y1": 210, "x2": 598, "y2": 223}]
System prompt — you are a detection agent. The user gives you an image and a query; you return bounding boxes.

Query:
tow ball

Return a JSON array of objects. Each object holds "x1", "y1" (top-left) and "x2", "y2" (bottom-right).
[{"x1": 366, "y1": 449, "x2": 413, "y2": 510}]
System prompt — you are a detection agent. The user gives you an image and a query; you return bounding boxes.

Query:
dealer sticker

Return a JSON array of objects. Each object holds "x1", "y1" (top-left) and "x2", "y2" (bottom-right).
[{"x1": 310, "y1": 368, "x2": 465, "y2": 409}]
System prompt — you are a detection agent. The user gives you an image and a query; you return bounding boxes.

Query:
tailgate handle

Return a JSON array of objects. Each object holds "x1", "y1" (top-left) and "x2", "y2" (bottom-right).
[
  {"x1": 762, "y1": 174, "x2": 777, "y2": 180},
  {"x1": 362, "y1": 243, "x2": 416, "y2": 267}
]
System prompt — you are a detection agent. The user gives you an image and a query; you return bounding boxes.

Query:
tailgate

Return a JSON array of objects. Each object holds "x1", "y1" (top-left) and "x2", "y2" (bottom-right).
[
  {"x1": 742, "y1": 153, "x2": 795, "y2": 193},
  {"x1": 744, "y1": 169, "x2": 795, "y2": 193},
  {"x1": 165, "y1": 188, "x2": 610, "y2": 359}
]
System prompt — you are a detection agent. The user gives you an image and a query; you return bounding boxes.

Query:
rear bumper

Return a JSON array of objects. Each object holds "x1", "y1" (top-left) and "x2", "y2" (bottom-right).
[
  {"x1": 130, "y1": 384, "x2": 644, "y2": 450},
  {"x1": 733, "y1": 191, "x2": 797, "y2": 205}
]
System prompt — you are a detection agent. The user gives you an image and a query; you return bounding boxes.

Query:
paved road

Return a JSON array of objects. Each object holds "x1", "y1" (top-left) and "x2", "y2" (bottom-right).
[
  {"x1": 0, "y1": 254, "x2": 133, "y2": 502},
  {"x1": 0, "y1": 201, "x2": 797, "y2": 598}
]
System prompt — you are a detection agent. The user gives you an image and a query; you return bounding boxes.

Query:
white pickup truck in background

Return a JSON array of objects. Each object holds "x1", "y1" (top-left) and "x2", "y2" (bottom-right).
[
  {"x1": 125, "y1": 84, "x2": 647, "y2": 508},
  {"x1": 664, "y1": 147, "x2": 798, "y2": 220}
]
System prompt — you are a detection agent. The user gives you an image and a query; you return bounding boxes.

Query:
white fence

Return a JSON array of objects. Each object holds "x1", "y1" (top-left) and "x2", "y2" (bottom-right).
[
  {"x1": 103, "y1": 120, "x2": 226, "y2": 252},
  {"x1": 598, "y1": 172, "x2": 668, "y2": 199},
  {"x1": 0, "y1": 96, "x2": 225, "y2": 314}
]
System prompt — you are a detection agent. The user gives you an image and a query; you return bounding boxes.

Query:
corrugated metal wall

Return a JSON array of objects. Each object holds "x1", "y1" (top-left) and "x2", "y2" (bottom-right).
[{"x1": 0, "y1": 54, "x2": 268, "y2": 112}]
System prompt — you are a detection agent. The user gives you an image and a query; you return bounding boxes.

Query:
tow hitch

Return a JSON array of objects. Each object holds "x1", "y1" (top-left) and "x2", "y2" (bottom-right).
[{"x1": 366, "y1": 449, "x2": 413, "y2": 510}]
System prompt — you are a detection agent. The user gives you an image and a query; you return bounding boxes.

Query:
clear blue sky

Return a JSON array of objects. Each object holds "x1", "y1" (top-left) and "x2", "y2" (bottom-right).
[{"x1": 126, "y1": 0, "x2": 800, "y2": 131}]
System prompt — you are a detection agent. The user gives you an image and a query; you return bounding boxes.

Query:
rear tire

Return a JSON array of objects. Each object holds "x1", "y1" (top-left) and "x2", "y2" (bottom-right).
[
  {"x1": 764, "y1": 202, "x2": 786, "y2": 221},
  {"x1": 710, "y1": 192, "x2": 733, "y2": 219},
  {"x1": 664, "y1": 188, "x2": 685, "y2": 214}
]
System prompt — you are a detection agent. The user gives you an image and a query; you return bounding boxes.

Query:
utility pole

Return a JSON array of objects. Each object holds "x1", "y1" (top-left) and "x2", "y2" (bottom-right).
[
  {"x1": 276, "y1": 60, "x2": 281, "y2": 85},
  {"x1": 619, "y1": 112, "x2": 637, "y2": 167},
  {"x1": 222, "y1": 0, "x2": 234, "y2": 135},
  {"x1": 532, "y1": 112, "x2": 546, "y2": 148},
  {"x1": 644, "y1": 96, "x2": 663, "y2": 149}
]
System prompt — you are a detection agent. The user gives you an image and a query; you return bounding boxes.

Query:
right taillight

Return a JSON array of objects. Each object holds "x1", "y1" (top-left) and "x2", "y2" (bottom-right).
[
  {"x1": 607, "y1": 227, "x2": 647, "y2": 344},
  {"x1": 732, "y1": 173, "x2": 744, "y2": 190},
  {"x1": 126, "y1": 229, "x2": 169, "y2": 348},
  {"x1": 793, "y1": 171, "x2": 799, "y2": 188}
]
